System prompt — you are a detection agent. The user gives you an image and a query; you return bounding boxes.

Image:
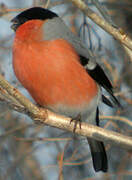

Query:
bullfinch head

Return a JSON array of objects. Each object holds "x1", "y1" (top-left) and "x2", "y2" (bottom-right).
[
  {"x1": 11, "y1": 7, "x2": 58, "y2": 31},
  {"x1": 11, "y1": 7, "x2": 121, "y2": 172}
]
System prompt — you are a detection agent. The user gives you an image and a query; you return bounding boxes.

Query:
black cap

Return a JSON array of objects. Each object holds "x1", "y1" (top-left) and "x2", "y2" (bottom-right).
[{"x1": 11, "y1": 7, "x2": 58, "y2": 31}]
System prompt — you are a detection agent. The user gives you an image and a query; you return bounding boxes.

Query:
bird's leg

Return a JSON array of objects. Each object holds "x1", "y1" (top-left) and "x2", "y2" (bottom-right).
[{"x1": 70, "y1": 113, "x2": 82, "y2": 133}]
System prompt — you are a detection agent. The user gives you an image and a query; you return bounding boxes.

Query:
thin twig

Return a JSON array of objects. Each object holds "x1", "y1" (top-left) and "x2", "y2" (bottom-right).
[{"x1": 70, "y1": 0, "x2": 132, "y2": 52}]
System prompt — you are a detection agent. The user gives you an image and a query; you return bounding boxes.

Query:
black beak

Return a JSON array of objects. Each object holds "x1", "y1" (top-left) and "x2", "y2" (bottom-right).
[
  {"x1": 10, "y1": 17, "x2": 20, "y2": 31},
  {"x1": 11, "y1": 17, "x2": 27, "y2": 31},
  {"x1": 11, "y1": 23, "x2": 17, "y2": 31}
]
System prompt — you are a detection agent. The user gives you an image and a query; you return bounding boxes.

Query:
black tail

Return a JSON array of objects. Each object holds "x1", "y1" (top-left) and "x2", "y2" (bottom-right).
[
  {"x1": 87, "y1": 108, "x2": 108, "y2": 172},
  {"x1": 87, "y1": 138, "x2": 108, "y2": 172}
]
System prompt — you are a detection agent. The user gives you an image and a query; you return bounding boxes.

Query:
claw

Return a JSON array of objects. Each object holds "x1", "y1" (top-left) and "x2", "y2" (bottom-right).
[{"x1": 70, "y1": 114, "x2": 82, "y2": 133}]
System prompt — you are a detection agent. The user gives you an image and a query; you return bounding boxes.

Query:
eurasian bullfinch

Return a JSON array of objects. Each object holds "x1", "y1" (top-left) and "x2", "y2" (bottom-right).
[{"x1": 11, "y1": 7, "x2": 121, "y2": 172}]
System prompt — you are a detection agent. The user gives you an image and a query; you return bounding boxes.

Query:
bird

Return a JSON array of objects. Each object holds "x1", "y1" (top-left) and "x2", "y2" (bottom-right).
[{"x1": 11, "y1": 7, "x2": 121, "y2": 172}]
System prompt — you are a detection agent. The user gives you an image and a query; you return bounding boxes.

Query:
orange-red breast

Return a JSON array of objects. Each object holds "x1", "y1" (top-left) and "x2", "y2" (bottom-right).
[{"x1": 11, "y1": 7, "x2": 120, "y2": 172}]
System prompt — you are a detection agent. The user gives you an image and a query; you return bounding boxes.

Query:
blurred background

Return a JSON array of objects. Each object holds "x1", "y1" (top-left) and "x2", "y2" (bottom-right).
[{"x1": 0, "y1": 0, "x2": 132, "y2": 179}]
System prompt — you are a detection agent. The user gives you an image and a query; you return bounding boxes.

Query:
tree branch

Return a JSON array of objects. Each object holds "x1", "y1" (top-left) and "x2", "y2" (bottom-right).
[
  {"x1": 70, "y1": 0, "x2": 132, "y2": 52},
  {"x1": 0, "y1": 74, "x2": 132, "y2": 150}
]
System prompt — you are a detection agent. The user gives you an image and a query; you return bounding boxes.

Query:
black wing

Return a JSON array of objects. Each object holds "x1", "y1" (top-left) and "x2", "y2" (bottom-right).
[{"x1": 80, "y1": 55, "x2": 121, "y2": 107}]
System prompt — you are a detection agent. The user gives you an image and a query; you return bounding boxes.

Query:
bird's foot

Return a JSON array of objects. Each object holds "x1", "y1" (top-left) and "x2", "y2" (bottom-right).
[{"x1": 70, "y1": 114, "x2": 82, "y2": 133}]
